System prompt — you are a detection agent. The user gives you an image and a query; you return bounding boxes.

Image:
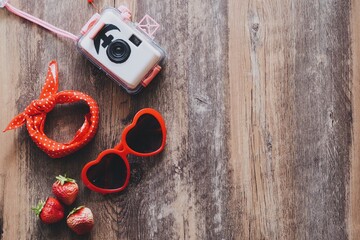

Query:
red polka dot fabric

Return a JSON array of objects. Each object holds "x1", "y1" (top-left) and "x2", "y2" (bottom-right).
[{"x1": 3, "y1": 60, "x2": 99, "y2": 158}]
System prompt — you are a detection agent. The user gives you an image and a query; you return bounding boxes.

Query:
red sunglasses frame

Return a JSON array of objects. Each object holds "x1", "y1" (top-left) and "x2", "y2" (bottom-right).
[{"x1": 81, "y1": 108, "x2": 166, "y2": 194}]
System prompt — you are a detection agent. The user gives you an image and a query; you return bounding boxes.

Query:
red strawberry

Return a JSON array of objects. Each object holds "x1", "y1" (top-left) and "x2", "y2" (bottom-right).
[
  {"x1": 67, "y1": 206, "x2": 94, "y2": 235},
  {"x1": 52, "y1": 174, "x2": 79, "y2": 205},
  {"x1": 32, "y1": 197, "x2": 64, "y2": 224}
]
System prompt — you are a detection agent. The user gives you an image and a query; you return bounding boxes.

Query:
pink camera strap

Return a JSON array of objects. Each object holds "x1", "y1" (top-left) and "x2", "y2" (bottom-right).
[
  {"x1": 3, "y1": 61, "x2": 100, "y2": 158},
  {"x1": 1, "y1": 1, "x2": 159, "y2": 41},
  {"x1": 1, "y1": 1, "x2": 78, "y2": 41}
]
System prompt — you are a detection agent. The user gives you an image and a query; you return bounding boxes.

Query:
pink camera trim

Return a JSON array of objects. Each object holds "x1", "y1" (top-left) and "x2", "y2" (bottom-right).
[
  {"x1": 142, "y1": 65, "x2": 161, "y2": 87},
  {"x1": 118, "y1": 5, "x2": 132, "y2": 22},
  {"x1": 80, "y1": 13, "x2": 101, "y2": 35}
]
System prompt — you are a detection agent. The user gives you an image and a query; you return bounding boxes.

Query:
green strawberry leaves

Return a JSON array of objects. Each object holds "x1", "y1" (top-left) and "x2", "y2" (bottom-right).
[{"x1": 55, "y1": 174, "x2": 76, "y2": 185}]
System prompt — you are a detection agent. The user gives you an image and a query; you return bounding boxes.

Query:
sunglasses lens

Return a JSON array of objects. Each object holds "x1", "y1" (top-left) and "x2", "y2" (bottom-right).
[
  {"x1": 86, "y1": 153, "x2": 128, "y2": 189},
  {"x1": 126, "y1": 114, "x2": 163, "y2": 153}
]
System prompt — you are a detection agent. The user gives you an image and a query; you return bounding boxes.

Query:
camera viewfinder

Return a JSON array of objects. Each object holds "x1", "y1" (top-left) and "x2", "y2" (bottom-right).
[{"x1": 129, "y1": 34, "x2": 142, "y2": 47}]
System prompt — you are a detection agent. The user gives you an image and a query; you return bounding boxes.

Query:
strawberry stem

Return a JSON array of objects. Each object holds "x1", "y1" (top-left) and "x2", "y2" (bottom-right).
[
  {"x1": 55, "y1": 174, "x2": 76, "y2": 185},
  {"x1": 67, "y1": 206, "x2": 85, "y2": 218},
  {"x1": 31, "y1": 200, "x2": 45, "y2": 216}
]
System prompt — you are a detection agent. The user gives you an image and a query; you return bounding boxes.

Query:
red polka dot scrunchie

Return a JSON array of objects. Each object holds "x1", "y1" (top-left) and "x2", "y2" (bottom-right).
[{"x1": 3, "y1": 60, "x2": 99, "y2": 158}]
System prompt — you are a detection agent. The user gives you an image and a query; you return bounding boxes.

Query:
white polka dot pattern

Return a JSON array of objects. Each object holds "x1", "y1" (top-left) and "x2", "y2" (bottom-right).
[{"x1": 3, "y1": 60, "x2": 100, "y2": 158}]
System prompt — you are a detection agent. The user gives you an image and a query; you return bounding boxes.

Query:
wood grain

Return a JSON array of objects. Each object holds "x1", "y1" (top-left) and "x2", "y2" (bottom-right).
[
  {"x1": 0, "y1": 0, "x2": 26, "y2": 238},
  {"x1": 229, "y1": 0, "x2": 352, "y2": 239},
  {"x1": 229, "y1": 1, "x2": 298, "y2": 238},
  {"x1": 350, "y1": 0, "x2": 360, "y2": 238},
  {"x1": 0, "y1": 0, "x2": 358, "y2": 239}
]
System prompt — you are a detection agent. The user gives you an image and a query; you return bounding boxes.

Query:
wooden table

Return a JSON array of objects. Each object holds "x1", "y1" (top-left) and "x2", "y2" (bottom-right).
[{"x1": 0, "y1": 0, "x2": 359, "y2": 239}]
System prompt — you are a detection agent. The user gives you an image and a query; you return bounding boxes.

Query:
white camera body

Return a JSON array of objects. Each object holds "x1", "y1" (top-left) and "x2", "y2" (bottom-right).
[{"x1": 77, "y1": 7, "x2": 165, "y2": 93}]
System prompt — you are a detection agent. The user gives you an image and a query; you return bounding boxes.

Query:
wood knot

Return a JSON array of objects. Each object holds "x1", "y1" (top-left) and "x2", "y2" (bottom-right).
[{"x1": 252, "y1": 23, "x2": 259, "y2": 32}]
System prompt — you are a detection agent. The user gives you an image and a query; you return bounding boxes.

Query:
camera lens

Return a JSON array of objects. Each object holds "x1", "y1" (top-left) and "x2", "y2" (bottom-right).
[{"x1": 106, "y1": 39, "x2": 131, "y2": 63}]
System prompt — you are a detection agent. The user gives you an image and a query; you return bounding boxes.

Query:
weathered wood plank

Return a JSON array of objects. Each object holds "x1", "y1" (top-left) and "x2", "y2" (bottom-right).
[
  {"x1": 117, "y1": 0, "x2": 231, "y2": 239},
  {"x1": 1, "y1": 0, "x2": 127, "y2": 239},
  {"x1": 350, "y1": 0, "x2": 360, "y2": 238},
  {"x1": 0, "y1": 0, "x2": 27, "y2": 239},
  {"x1": 229, "y1": 0, "x2": 351, "y2": 239},
  {"x1": 229, "y1": 1, "x2": 298, "y2": 238},
  {"x1": 292, "y1": 1, "x2": 351, "y2": 239}
]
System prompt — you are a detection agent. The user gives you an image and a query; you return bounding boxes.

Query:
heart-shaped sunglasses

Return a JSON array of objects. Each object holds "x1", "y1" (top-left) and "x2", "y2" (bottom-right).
[{"x1": 81, "y1": 108, "x2": 166, "y2": 194}]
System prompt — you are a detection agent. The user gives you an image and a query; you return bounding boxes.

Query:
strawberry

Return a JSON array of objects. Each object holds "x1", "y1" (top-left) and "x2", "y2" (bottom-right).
[
  {"x1": 67, "y1": 206, "x2": 94, "y2": 235},
  {"x1": 52, "y1": 174, "x2": 79, "y2": 205},
  {"x1": 32, "y1": 197, "x2": 64, "y2": 224}
]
